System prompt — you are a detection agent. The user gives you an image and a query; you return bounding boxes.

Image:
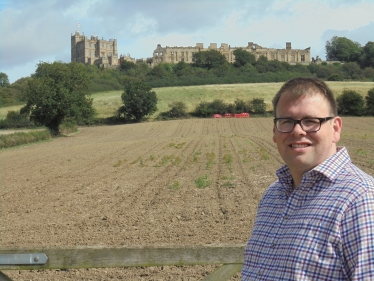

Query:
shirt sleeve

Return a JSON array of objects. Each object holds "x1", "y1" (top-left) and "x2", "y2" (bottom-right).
[{"x1": 340, "y1": 189, "x2": 374, "y2": 280}]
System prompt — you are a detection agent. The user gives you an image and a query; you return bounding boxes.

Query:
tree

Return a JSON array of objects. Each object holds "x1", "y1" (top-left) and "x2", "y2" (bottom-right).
[
  {"x1": 234, "y1": 98, "x2": 250, "y2": 113},
  {"x1": 165, "y1": 101, "x2": 188, "y2": 118},
  {"x1": 0, "y1": 72, "x2": 10, "y2": 87},
  {"x1": 361, "y1": 41, "x2": 374, "y2": 68},
  {"x1": 233, "y1": 48, "x2": 256, "y2": 67},
  {"x1": 336, "y1": 90, "x2": 365, "y2": 116},
  {"x1": 119, "y1": 80, "x2": 157, "y2": 121},
  {"x1": 366, "y1": 88, "x2": 374, "y2": 116},
  {"x1": 147, "y1": 63, "x2": 172, "y2": 79},
  {"x1": 254, "y1": 56, "x2": 269, "y2": 73},
  {"x1": 192, "y1": 50, "x2": 227, "y2": 70},
  {"x1": 193, "y1": 101, "x2": 211, "y2": 117},
  {"x1": 120, "y1": 60, "x2": 136, "y2": 72},
  {"x1": 363, "y1": 67, "x2": 374, "y2": 79},
  {"x1": 325, "y1": 36, "x2": 362, "y2": 62},
  {"x1": 267, "y1": 60, "x2": 287, "y2": 72},
  {"x1": 250, "y1": 98, "x2": 267, "y2": 114},
  {"x1": 342, "y1": 62, "x2": 363, "y2": 79},
  {"x1": 328, "y1": 74, "x2": 344, "y2": 81},
  {"x1": 315, "y1": 65, "x2": 333, "y2": 79},
  {"x1": 22, "y1": 62, "x2": 95, "y2": 135},
  {"x1": 173, "y1": 61, "x2": 194, "y2": 77},
  {"x1": 210, "y1": 99, "x2": 228, "y2": 114}
]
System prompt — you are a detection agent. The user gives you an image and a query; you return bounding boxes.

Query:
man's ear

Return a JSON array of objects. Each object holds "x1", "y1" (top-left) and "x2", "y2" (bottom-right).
[
  {"x1": 272, "y1": 125, "x2": 276, "y2": 143},
  {"x1": 332, "y1": 116, "x2": 342, "y2": 143}
]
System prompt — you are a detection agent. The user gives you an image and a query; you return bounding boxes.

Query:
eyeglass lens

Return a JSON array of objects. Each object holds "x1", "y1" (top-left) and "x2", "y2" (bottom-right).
[{"x1": 276, "y1": 118, "x2": 321, "y2": 132}]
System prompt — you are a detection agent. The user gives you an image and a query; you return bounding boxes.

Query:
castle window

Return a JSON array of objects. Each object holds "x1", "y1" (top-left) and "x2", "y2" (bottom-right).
[{"x1": 301, "y1": 55, "x2": 305, "y2": 62}]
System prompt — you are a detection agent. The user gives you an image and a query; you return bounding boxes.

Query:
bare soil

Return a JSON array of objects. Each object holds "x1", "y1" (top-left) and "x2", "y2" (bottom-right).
[{"x1": 1, "y1": 117, "x2": 373, "y2": 280}]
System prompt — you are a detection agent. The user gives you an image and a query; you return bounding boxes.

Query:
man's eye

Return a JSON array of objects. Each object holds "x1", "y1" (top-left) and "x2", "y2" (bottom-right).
[
  {"x1": 303, "y1": 119, "x2": 319, "y2": 125},
  {"x1": 281, "y1": 119, "x2": 294, "y2": 125}
]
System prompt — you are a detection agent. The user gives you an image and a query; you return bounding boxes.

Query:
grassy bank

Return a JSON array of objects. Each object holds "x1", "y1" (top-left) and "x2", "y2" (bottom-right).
[
  {"x1": 2, "y1": 81, "x2": 374, "y2": 120},
  {"x1": 0, "y1": 130, "x2": 51, "y2": 149},
  {"x1": 91, "y1": 81, "x2": 374, "y2": 119}
]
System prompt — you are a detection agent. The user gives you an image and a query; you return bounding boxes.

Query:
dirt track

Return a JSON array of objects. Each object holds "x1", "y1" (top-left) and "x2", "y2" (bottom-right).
[{"x1": 1, "y1": 118, "x2": 373, "y2": 280}]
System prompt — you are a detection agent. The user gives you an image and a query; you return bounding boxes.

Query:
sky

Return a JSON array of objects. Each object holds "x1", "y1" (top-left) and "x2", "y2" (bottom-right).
[{"x1": 0, "y1": 0, "x2": 373, "y2": 83}]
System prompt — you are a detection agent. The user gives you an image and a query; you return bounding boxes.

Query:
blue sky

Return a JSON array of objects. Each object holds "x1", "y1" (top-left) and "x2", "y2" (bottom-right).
[{"x1": 0, "y1": 0, "x2": 373, "y2": 83}]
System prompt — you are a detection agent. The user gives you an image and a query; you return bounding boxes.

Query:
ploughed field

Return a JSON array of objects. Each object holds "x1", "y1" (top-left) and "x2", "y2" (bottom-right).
[{"x1": 1, "y1": 118, "x2": 373, "y2": 280}]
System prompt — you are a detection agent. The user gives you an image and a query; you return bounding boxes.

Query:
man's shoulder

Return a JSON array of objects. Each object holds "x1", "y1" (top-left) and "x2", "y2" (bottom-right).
[
  {"x1": 318, "y1": 147, "x2": 373, "y2": 186},
  {"x1": 339, "y1": 163, "x2": 374, "y2": 187}
]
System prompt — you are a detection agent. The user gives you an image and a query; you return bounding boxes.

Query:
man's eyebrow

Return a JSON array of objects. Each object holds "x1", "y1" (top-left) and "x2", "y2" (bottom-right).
[{"x1": 276, "y1": 116, "x2": 319, "y2": 119}]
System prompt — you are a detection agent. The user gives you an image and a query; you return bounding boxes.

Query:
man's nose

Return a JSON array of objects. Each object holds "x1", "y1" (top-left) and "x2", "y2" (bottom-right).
[{"x1": 291, "y1": 122, "x2": 306, "y2": 135}]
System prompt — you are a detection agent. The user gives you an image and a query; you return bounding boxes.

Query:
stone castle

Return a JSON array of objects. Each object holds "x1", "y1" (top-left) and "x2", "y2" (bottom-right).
[
  {"x1": 153, "y1": 42, "x2": 311, "y2": 65},
  {"x1": 71, "y1": 31, "x2": 311, "y2": 67},
  {"x1": 71, "y1": 31, "x2": 118, "y2": 67}
]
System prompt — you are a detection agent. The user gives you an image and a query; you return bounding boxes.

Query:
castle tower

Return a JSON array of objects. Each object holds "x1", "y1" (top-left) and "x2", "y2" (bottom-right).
[
  {"x1": 71, "y1": 32, "x2": 118, "y2": 67},
  {"x1": 71, "y1": 31, "x2": 84, "y2": 63}
]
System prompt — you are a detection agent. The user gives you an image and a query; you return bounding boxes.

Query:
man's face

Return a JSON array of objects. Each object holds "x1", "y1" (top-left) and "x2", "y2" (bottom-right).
[{"x1": 273, "y1": 92, "x2": 342, "y2": 176}]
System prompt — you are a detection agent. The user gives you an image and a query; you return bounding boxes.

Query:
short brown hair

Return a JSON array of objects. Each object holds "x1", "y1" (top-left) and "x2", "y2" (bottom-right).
[{"x1": 272, "y1": 77, "x2": 338, "y2": 117}]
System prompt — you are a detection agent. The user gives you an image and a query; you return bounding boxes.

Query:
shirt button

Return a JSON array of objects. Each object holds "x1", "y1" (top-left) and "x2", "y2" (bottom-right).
[{"x1": 284, "y1": 215, "x2": 289, "y2": 220}]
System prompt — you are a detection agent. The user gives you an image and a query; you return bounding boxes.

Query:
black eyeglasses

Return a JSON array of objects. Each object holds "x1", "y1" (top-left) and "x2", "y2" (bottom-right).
[{"x1": 274, "y1": 117, "x2": 334, "y2": 133}]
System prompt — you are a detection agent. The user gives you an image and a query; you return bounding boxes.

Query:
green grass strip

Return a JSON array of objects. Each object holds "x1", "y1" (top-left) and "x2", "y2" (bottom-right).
[{"x1": 0, "y1": 130, "x2": 51, "y2": 149}]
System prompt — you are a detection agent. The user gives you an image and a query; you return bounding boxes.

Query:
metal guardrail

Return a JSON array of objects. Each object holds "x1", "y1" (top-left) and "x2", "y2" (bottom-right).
[{"x1": 0, "y1": 254, "x2": 48, "y2": 265}]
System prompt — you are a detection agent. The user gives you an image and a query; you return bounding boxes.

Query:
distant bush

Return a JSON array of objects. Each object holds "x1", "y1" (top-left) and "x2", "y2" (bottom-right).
[
  {"x1": 0, "y1": 110, "x2": 34, "y2": 129},
  {"x1": 250, "y1": 98, "x2": 267, "y2": 115},
  {"x1": 363, "y1": 67, "x2": 374, "y2": 80},
  {"x1": 0, "y1": 130, "x2": 51, "y2": 149},
  {"x1": 0, "y1": 77, "x2": 30, "y2": 105},
  {"x1": 192, "y1": 98, "x2": 268, "y2": 117},
  {"x1": 209, "y1": 99, "x2": 228, "y2": 114},
  {"x1": 193, "y1": 101, "x2": 213, "y2": 118},
  {"x1": 165, "y1": 101, "x2": 188, "y2": 118},
  {"x1": 337, "y1": 90, "x2": 365, "y2": 116},
  {"x1": 328, "y1": 74, "x2": 344, "y2": 81},
  {"x1": 60, "y1": 121, "x2": 78, "y2": 134},
  {"x1": 234, "y1": 98, "x2": 252, "y2": 113},
  {"x1": 365, "y1": 88, "x2": 374, "y2": 116}
]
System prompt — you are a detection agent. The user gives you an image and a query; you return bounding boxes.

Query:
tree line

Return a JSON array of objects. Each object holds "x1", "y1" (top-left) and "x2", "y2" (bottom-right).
[{"x1": 325, "y1": 36, "x2": 374, "y2": 68}]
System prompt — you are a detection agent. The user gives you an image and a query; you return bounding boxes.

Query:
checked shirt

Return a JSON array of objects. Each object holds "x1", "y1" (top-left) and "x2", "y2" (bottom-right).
[{"x1": 242, "y1": 147, "x2": 374, "y2": 280}]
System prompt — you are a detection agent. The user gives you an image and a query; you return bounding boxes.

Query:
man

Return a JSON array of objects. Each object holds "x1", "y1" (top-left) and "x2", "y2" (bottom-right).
[{"x1": 242, "y1": 77, "x2": 374, "y2": 280}]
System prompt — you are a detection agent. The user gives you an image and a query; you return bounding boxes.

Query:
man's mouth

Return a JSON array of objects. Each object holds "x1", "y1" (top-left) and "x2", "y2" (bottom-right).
[{"x1": 290, "y1": 144, "x2": 310, "y2": 148}]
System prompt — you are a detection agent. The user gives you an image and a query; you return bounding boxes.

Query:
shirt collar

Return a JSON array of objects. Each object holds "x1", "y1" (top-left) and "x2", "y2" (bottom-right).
[
  {"x1": 313, "y1": 146, "x2": 350, "y2": 181},
  {"x1": 276, "y1": 146, "x2": 351, "y2": 187}
]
